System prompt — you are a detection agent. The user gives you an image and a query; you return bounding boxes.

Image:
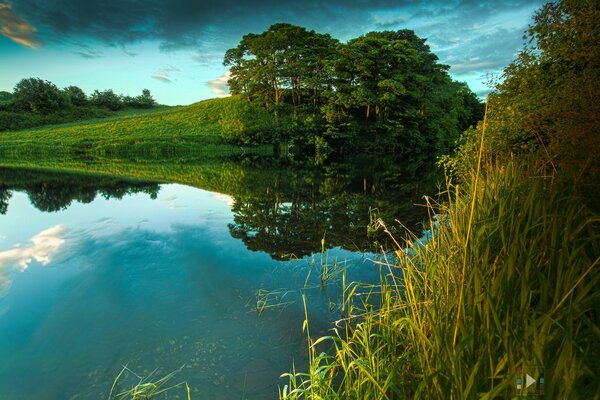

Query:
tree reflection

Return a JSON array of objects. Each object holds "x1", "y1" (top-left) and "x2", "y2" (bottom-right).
[
  {"x1": 0, "y1": 186, "x2": 11, "y2": 215},
  {"x1": 228, "y1": 154, "x2": 440, "y2": 259},
  {"x1": 0, "y1": 168, "x2": 161, "y2": 213}
]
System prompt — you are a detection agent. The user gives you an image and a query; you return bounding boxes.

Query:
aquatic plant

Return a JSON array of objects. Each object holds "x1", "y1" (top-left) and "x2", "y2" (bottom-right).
[{"x1": 108, "y1": 364, "x2": 190, "y2": 400}]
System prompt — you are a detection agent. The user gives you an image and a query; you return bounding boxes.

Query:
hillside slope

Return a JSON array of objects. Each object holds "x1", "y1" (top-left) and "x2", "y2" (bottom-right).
[{"x1": 0, "y1": 96, "x2": 273, "y2": 156}]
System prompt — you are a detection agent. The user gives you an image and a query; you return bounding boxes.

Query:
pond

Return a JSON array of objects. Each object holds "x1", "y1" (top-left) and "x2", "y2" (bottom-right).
[{"x1": 0, "y1": 156, "x2": 438, "y2": 399}]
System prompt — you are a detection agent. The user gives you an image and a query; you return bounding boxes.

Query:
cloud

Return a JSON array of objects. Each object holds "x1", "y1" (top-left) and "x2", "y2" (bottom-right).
[
  {"x1": 75, "y1": 49, "x2": 103, "y2": 58},
  {"x1": 0, "y1": 225, "x2": 67, "y2": 296},
  {"x1": 207, "y1": 71, "x2": 231, "y2": 97},
  {"x1": 0, "y1": 225, "x2": 67, "y2": 270},
  {"x1": 152, "y1": 75, "x2": 172, "y2": 83},
  {"x1": 8, "y1": 0, "x2": 545, "y2": 89},
  {"x1": 373, "y1": 15, "x2": 409, "y2": 28},
  {"x1": 151, "y1": 65, "x2": 180, "y2": 84},
  {"x1": 0, "y1": 2, "x2": 42, "y2": 48}
]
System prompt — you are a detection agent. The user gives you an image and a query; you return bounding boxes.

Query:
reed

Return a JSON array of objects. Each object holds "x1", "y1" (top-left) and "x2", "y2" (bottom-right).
[
  {"x1": 280, "y1": 159, "x2": 600, "y2": 398},
  {"x1": 108, "y1": 364, "x2": 190, "y2": 400}
]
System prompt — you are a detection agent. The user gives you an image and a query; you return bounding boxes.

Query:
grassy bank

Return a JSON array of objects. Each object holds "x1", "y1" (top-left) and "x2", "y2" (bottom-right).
[
  {"x1": 281, "y1": 160, "x2": 599, "y2": 399},
  {"x1": 0, "y1": 96, "x2": 273, "y2": 157},
  {"x1": 280, "y1": 2, "x2": 599, "y2": 397}
]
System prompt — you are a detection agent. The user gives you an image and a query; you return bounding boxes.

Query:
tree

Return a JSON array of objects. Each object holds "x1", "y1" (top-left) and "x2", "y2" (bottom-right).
[
  {"x1": 0, "y1": 91, "x2": 12, "y2": 103},
  {"x1": 64, "y1": 86, "x2": 87, "y2": 106},
  {"x1": 224, "y1": 24, "x2": 339, "y2": 109},
  {"x1": 458, "y1": 0, "x2": 600, "y2": 178},
  {"x1": 12, "y1": 78, "x2": 68, "y2": 114},
  {"x1": 135, "y1": 89, "x2": 156, "y2": 108},
  {"x1": 89, "y1": 89, "x2": 123, "y2": 111},
  {"x1": 224, "y1": 25, "x2": 482, "y2": 152}
]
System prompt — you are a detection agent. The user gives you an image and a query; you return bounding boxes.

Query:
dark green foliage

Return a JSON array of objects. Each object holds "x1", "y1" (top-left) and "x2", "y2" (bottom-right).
[
  {"x1": 64, "y1": 86, "x2": 88, "y2": 106},
  {"x1": 451, "y1": 0, "x2": 600, "y2": 182},
  {"x1": 0, "y1": 107, "x2": 113, "y2": 132},
  {"x1": 1, "y1": 79, "x2": 160, "y2": 132},
  {"x1": 90, "y1": 89, "x2": 123, "y2": 111},
  {"x1": 0, "y1": 91, "x2": 12, "y2": 104},
  {"x1": 224, "y1": 24, "x2": 483, "y2": 152},
  {"x1": 13, "y1": 78, "x2": 69, "y2": 114},
  {"x1": 122, "y1": 89, "x2": 157, "y2": 109}
]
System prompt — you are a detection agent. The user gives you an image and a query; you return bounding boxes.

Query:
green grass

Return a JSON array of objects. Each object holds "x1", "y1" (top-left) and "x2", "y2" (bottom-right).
[
  {"x1": 0, "y1": 97, "x2": 273, "y2": 157},
  {"x1": 280, "y1": 161, "x2": 600, "y2": 399}
]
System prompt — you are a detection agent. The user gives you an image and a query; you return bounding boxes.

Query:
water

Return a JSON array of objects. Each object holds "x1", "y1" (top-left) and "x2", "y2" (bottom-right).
[{"x1": 0, "y1": 158, "x2": 437, "y2": 399}]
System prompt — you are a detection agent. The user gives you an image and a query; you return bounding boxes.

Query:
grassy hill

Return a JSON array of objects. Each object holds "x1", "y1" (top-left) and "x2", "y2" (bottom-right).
[{"x1": 0, "y1": 96, "x2": 274, "y2": 157}]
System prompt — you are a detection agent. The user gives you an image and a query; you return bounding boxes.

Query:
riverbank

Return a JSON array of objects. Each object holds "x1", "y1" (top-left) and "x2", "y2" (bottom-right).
[
  {"x1": 280, "y1": 1, "x2": 599, "y2": 397},
  {"x1": 281, "y1": 158, "x2": 599, "y2": 398}
]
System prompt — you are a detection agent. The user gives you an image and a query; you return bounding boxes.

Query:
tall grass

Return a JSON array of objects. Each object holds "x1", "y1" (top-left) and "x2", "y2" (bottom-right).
[{"x1": 280, "y1": 159, "x2": 600, "y2": 398}]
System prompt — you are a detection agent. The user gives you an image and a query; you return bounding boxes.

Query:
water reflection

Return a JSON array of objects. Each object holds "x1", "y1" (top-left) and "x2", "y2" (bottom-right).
[
  {"x1": 0, "y1": 167, "x2": 161, "y2": 214},
  {"x1": 227, "y1": 155, "x2": 439, "y2": 259},
  {"x1": 0, "y1": 155, "x2": 439, "y2": 399},
  {"x1": 0, "y1": 154, "x2": 439, "y2": 259},
  {"x1": 0, "y1": 225, "x2": 67, "y2": 296}
]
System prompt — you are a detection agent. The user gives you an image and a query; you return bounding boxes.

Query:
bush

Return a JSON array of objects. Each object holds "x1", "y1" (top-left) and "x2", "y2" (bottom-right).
[{"x1": 90, "y1": 89, "x2": 123, "y2": 111}]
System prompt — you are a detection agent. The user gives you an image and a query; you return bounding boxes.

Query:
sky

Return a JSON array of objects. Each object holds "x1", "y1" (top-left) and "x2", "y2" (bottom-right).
[{"x1": 0, "y1": 0, "x2": 547, "y2": 106}]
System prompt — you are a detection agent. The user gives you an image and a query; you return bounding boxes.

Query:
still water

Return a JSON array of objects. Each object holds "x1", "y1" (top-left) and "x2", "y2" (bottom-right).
[{"x1": 0, "y1": 159, "x2": 436, "y2": 399}]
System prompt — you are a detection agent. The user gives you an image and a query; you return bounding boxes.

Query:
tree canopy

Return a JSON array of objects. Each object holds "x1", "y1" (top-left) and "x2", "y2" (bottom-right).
[
  {"x1": 451, "y1": 0, "x2": 599, "y2": 184},
  {"x1": 224, "y1": 24, "x2": 483, "y2": 153}
]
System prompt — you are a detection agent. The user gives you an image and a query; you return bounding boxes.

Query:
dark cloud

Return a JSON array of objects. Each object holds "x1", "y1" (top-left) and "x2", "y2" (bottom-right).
[
  {"x1": 152, "y1": 75, "x2": 172, "y2": 83},
  {"x1": 152, "y1": 65, "x2": 180, "y2": 84},
  {"x1": 10, "y1": 0, "x2": 541, "y2": 48},
  {"x1": 75, "y1": 49, "x2": 103, "y2": 58},
  {"x1": 8, "y1": 0, "x2": 545, "y2": 88}
]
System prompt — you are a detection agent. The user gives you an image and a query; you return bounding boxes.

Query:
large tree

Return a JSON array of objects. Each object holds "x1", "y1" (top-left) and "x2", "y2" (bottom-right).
[
  {"x1": 224, "y1": 23, "x2": 339, "y2": 109},
  {"x1": 224, "y1": 25, "x2": 482, "y2": 152},
  {"x1": 13, "y1": 78, "x2": 68, "y2": 114}
]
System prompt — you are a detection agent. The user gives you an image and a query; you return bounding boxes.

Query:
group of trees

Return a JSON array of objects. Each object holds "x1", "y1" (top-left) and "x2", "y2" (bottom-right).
[
  {"x1": 224, "y1": 24, "x2": 484, "y2": 153},
  {"x1": 451, "y1": 0, "x2": 599, "y2": 191},
  {"x1": 0, "y1": 78, "x2": 157, "y2": 131},
  {"x1": 5, "y1": 78, "x2": 157, "y2": 113}
]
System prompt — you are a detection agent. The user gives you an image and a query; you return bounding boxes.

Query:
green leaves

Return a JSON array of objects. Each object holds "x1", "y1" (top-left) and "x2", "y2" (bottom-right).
[{"x1": 224, "y1": 25, "x2": 483, "y2": 153}]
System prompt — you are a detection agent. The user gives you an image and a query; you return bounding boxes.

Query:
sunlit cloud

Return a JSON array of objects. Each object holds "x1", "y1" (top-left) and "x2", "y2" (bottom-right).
[
  {"x1": 0, "y1": 2, "x2": 42, "y2": 48},
  {"x1": 0, "y1": 225, "x2": 66, "y2": 270},
  {"x1": 207, "y1": 71, "x2": 231, "y2": 98}
]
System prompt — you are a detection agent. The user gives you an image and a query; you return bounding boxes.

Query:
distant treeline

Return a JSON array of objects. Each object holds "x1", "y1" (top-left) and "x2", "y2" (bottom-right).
[
  {"x1": 0, "y1": 78, "x2": 157, "y2": 131},
  {"x1": 224, "y1": 24, "x2": 484, "y2": 153}
]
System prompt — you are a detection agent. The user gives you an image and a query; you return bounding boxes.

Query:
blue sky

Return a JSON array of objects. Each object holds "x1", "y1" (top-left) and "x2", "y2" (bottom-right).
[{"x1": 0, "y1": 1, "x2": 546, "y2": 105}]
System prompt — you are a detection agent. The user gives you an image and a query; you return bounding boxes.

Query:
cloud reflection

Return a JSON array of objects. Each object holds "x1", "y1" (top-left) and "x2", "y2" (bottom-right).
[{"x1": 0, "y1": 225, "x2": 66, "y2": 296}]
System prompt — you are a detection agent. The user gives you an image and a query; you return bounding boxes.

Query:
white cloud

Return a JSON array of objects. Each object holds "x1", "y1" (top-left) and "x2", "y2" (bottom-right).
[
  {"x1": 0, "y1": 225, "x2": 67, "y2": 271},
  {"x1": 0, "y1": 225, "x2": 67, "y2": 297},
  {"x1": 207, "y1": 71, "x2": 231, "y2": 98}
]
